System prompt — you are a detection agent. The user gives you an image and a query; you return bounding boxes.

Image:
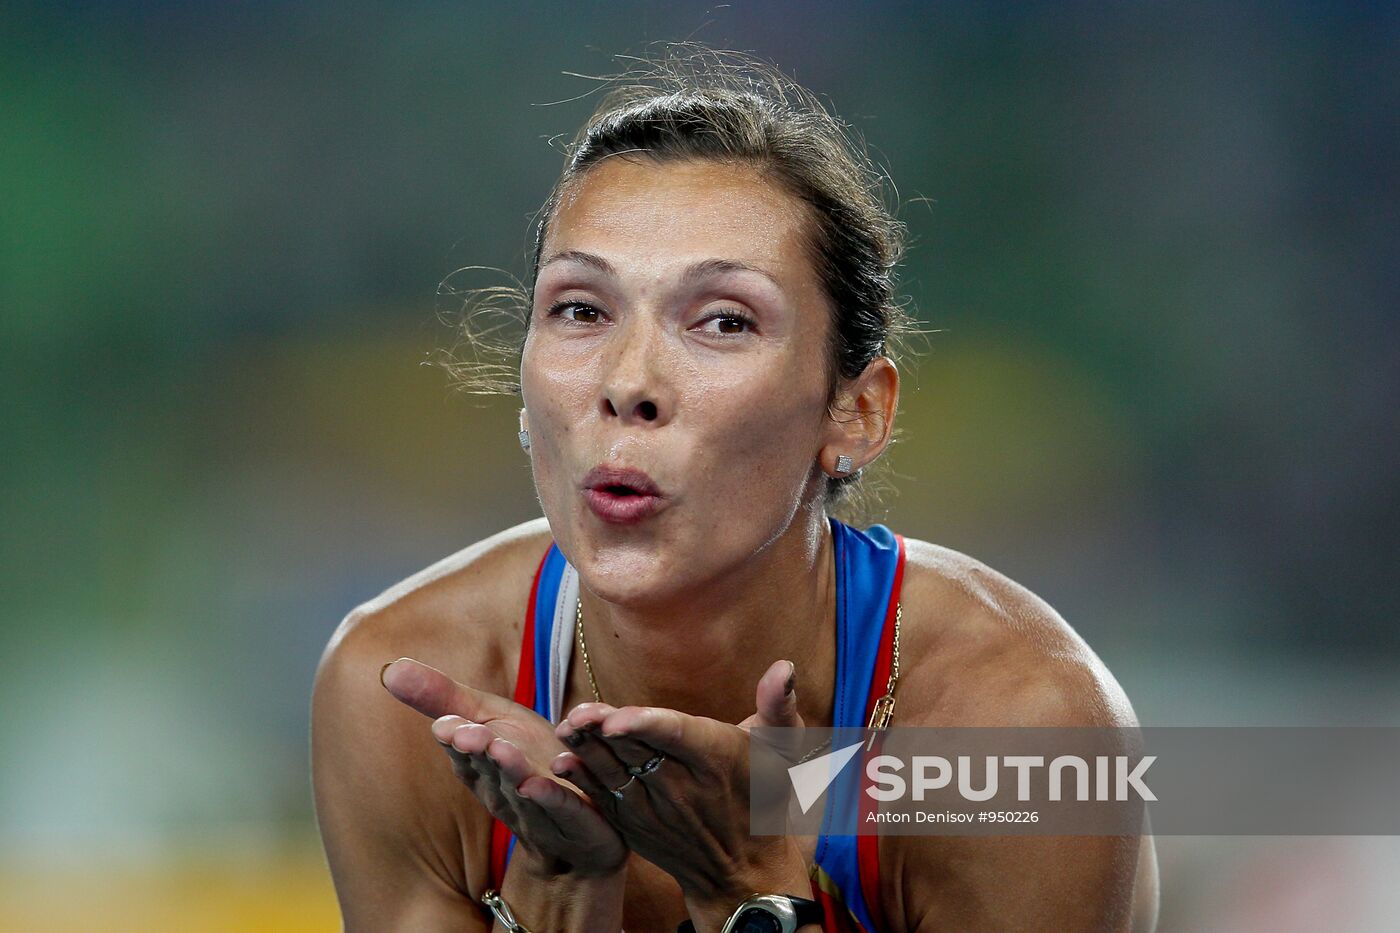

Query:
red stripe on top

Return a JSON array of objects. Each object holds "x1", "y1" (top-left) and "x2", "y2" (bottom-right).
[
  {"x1": 487, "y1": 546, "x2": 551, "y2": 891},
  {"x1": 856, "y1": 534, "x2": 906, "y2": 933}
]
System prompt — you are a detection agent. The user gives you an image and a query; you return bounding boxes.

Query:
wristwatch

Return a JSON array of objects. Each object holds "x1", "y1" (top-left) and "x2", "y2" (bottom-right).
[{"x1": 720, "y1": 893, "x2": 824, "y2": 933}]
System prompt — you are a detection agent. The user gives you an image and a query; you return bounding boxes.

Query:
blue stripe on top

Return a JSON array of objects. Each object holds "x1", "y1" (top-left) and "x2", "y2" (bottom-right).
[
  {"x1": 814, "y1": 518, "x2": 901, "y2": 933},
  {"x1": 510, "y1": 518, "x2": 900, "y2": 932},
  {"x1": 531, "y1": 543, "x2": 571, "y2": 719}
]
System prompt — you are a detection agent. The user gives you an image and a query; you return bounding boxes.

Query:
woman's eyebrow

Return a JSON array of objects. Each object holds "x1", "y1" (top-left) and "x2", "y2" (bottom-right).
[
  {"x1": 539, "y1": 251, "x2": 783, "y2": 293},
  {"x1": 539, "y1": 249, "x2": 616, "y2": 276},
  {"x1": 681, "y1": 257, "x2": 782, "y2": 289}
]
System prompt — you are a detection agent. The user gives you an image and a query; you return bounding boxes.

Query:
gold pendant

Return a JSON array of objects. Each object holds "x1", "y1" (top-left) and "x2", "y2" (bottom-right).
[{"x1": 867, "y1": 693, "x2": 896, "y2": 732}]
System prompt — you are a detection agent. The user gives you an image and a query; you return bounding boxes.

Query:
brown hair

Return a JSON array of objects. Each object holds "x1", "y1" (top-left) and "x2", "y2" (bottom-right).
[{"x1": 444, "y1": 47, "x2": 912, "y2": 518}]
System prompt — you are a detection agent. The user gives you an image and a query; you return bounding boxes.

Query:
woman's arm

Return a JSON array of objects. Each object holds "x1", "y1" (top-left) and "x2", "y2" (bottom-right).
[
  {"x1": 491, "y1": 844, "x2": 627, "y2": 931},
  {"x1": 1132, "y1": 829, "x2": 1161, "y2": 932},
  {"x1": 888, "y1": 648, "x2": 1158, "y2": 931},
  {"x1": 315, "y1": 618, "x2": 631, "y2": 932},
  {"x1": 894, "y1": 834, "x2": 1143, "y2": 933},
  {"x1": 312, "y1": 610, "x2": 488, "y2": 931},
  {"x1": 312, "y1": 520, "x2": 630, "y2": 930},
  {"x1": 883, "y1": 542, "x2": 1159, "y2": 932}
]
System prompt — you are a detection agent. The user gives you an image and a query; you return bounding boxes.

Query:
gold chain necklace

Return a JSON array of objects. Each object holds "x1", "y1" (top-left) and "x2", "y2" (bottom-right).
[
  {"x1": 575, "y1": 597, "x2": 603, "y2": 703},
  {"x1": 573, "y1": 597, "x2": 901, "y2": 730}
]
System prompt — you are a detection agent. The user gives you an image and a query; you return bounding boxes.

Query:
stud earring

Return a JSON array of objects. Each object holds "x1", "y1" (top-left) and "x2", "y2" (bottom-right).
[
  {"x1": 518, "y1": 429, "x2": 531, "y2": 452},
  {"x1": 835, "y1": 454, "x2": 853, "y2": 475}
]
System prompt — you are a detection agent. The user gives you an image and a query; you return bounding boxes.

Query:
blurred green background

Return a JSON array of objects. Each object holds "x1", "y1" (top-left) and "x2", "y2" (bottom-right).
[{"x1": 3, "y1": 2, "x2": 1397, "y2": 930}]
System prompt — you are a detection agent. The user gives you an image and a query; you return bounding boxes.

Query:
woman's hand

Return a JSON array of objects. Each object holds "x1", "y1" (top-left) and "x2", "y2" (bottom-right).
[
  {"x1": 379, "y1": 657, "x2": 627, "y2": 879},
  {"x1": 553, "y1": 659, "x2": 812, "y2": 926}
]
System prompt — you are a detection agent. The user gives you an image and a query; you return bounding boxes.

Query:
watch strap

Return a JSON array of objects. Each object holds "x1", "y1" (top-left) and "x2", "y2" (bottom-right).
[{"x1": 792, "y1": 895, "x2": 823, "y2": 925}]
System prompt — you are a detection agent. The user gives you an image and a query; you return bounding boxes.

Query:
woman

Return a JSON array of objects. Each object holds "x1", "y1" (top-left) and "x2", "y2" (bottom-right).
[{"x1": 312, "y1": 58, "x2": 1159, "y2": 933}]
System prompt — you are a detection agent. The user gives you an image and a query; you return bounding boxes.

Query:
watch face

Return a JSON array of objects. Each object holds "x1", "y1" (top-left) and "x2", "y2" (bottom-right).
[{"x1": 735, "y1": 909, "x2": 783, "y2": 933}]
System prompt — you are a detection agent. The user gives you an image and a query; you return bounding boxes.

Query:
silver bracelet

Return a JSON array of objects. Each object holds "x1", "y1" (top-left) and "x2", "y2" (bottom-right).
[
  {"x1": 482, "y1": 885, "x2": 628, "y2": 933},
  {"x1": 482, "y1": 889, "x2": 534, "y2": 933}
]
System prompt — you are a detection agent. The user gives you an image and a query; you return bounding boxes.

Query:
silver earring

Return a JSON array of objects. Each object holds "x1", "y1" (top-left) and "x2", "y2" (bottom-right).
[
  {"x1": 518, "y1": 429, "x2": 531, "y2": 451},
  {"x1": 835, "y1": 454, "x2": 853, "y2": 475}
]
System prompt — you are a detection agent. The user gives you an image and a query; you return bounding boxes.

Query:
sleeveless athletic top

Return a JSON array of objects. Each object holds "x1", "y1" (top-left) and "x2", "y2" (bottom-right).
[{"x1": 488, "y1": 518, "x2": 907, "y2": 933}]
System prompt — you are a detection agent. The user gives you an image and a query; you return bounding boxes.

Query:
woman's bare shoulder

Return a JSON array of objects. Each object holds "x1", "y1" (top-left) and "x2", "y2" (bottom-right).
[
  {"x1": 320, "y1": 517, "x2": 554, "y2": 694},
  {"x1": 311, "y1": 518, "x2": 555, "y2": 910},
  {"x1": 879, "y1": 538, "x2": 1155, "y2": 932},
  {"x1": 894, "y1": 535, "x2": 1138, "y2": 730}
]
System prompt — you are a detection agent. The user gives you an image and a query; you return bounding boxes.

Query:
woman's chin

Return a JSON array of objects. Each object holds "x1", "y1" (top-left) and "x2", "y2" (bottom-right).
[
  {"x1": 577, "y1": 557, "x2": 676, "y2": 608},
  {"x1": 566, "y1": 537, "x2": 708, "y2": 609}
]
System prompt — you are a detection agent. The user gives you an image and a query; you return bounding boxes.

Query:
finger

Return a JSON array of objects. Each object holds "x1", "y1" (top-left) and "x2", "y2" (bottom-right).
[
  {"x1": 512, "y1": 774, "x2": 626, "y2": 868},
  {"x1": 450, "y1": 721, "x2": 496, "y2": 757},
  {"x1": 427, "y1": 716, "x2": 483, "y2": 786},
  {"x1": 484, "y1": 737, "x2": 541, "y2": 820},
  {"x1": 550, "y1": 750, "x2": 583, "y2": 781},
  {"x1": 565, "y1": 727, "x2": 634, "y2": 792},
  {"x1": 556, "y1": 703, "x2": 628, "y2": 782},
  {"x1": 593, "y1": 724, "x2": 665, "y2": 776},
  {"x1": 486, "y1": 736, "x2": 537, "y2": 792},
  {"x1": 553, "y1": 749, "x2": 616, "y2": 805},
  {"x1": 381, "y1": 657, "x2": 514, "y2": 722},
  {"x1": 516, "y1": 772, "x2": 574, "y2": 807},
  {"x1": 436, "y1": 739, "x2": 480, "y2": 787},
  {"x1": 598, "y1": 705, "x2": 732, "y2": 765},
  {"x1": 431, "y1": 714, "x2": 472, "y2": 746},
  {"x1": 454, "y1": 735, "x2": 514, "y2": 820},
  {"x1": 428, "y1": 714, "x2": 478, "y2": 773},
  {"x1": 753, "y1": 660, "x2": 803, "y2": 729},
  {"x1": 556, "y1": 702, "x2": 618, "y2": 738},
  {"x1": 519, "y1": 776, "x2": 613, "y2": 841},
  {"x1": 517, "y1": 769, "x2": 605, "y2": 825}
]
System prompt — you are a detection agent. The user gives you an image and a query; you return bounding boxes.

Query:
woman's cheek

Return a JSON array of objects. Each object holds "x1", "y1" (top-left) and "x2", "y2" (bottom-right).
[
  {"x1": 524, "y1": 344, "x2": 594, "y2": 437},
  {"x1": 519, "y1": 385, "x2": 573, "y2": 508},
  {"x1": 718, "y1": 399, "x2": 821, "y2": 491},
  {"x1": 533, "y1": 409, "x2": 576, "y2": 491}
]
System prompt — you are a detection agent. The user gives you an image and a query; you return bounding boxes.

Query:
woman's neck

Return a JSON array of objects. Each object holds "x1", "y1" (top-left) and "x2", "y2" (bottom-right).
[{"x1": 572, "y1": 511, "x2": 839, "y2": 728}]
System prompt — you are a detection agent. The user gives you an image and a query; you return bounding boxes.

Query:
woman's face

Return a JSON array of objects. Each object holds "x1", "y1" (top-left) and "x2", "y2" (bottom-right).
[{"x1": 521, "y1": 157, "x2": 840, "y2": 606}]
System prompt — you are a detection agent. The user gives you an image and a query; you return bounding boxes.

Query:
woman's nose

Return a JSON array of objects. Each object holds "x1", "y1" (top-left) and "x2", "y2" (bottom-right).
[{"x1": 600, "y1": 322, "x2": 670, "y2": 426}]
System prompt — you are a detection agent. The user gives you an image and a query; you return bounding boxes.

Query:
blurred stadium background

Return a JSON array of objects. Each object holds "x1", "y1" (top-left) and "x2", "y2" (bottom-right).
[{"x1": 3, "y1": 2, "x2": 1397, "y2": 930}]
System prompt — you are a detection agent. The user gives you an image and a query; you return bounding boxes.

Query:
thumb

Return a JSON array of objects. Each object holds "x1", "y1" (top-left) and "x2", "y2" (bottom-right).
[
  {"x1": 753, "y1": 660, "x2": 804, "y2": 729},
  {"x1": 379, "y1": 657, "x2": 513, "y2": 722}
]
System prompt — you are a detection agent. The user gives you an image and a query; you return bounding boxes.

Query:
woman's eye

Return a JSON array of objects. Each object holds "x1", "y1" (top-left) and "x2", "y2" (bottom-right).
[
  {"x1": 547, "y1": 301, "x2": 604, "y2": 324},
  {"x1": 699, "y1": 312, "x2": 755, "y2": 335}
]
